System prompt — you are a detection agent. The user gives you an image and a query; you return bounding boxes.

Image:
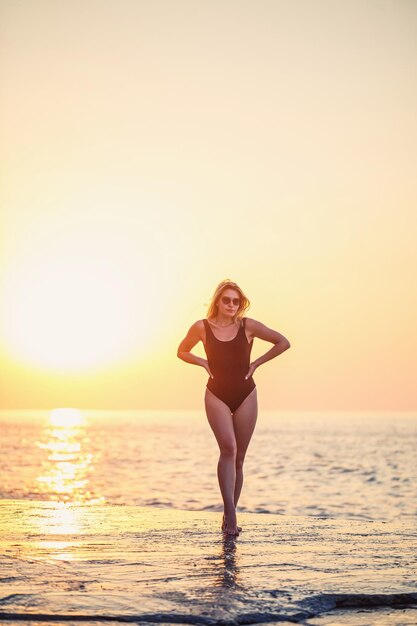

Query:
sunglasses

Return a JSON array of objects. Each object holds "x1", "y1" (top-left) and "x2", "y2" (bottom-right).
[{"x1": 221, "y1": 296, "x2": 240, "y2": 306}]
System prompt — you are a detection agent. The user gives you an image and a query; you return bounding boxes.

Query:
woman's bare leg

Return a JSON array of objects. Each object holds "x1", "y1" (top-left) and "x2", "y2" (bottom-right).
[
  {"x1": 205, "y1": 389, "x2": 239, "y2": 536},
  {"x1": 233, "y1": 388, "x2": 258, "y2": 508}
]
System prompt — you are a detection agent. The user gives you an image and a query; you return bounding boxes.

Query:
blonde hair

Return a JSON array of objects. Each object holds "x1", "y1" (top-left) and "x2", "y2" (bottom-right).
[{"x1": 206, "y1": 279, "x2": 250, "y2": 321}]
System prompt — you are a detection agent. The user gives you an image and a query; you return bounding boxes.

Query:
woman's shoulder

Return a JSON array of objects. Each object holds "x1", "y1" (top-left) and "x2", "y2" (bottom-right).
[
  {"x1": 182, "y1": 320, "x2": 206, "y2": 343},
  {"x1": 242, "y1": 317, "x2": 264, "y2": 340},
  {"x1": 242, "y1": 317, "x2": 258, "y2": 329},
  {"x1": 189, "y1": 319, "x2": 207, "y2": 335}
]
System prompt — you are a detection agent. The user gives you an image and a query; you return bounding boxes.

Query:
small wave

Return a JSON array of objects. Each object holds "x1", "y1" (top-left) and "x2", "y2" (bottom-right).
[
  {"x1": 143, "y1": 498, "x2": 175, "y2": 508},
  {"x1": 298, "y1": 591, "x2": 417, "y2": 615},
  {"x1": 201, "y1": 503, "x2": 223, "y2": 512},
  {"x1": 330, "y1": 466, "x2": 356, "y2": 473},
  {"x1": 0, "y1": 592, "x2": 416, "y2": 624}
]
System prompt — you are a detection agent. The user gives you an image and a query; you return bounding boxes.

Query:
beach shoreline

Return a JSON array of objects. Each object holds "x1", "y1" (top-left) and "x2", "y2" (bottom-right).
[{"x1": 0, "y1": 499, "x2": 416, "y2": 625}]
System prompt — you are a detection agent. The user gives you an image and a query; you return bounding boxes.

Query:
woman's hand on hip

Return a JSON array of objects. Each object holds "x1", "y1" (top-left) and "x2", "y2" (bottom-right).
[
  {"x1": 245, "y1": 362, "x2": 258, "y2": 379},
  {"x1": 203, "y1": 360, "x2": 214, "y2": 379}
]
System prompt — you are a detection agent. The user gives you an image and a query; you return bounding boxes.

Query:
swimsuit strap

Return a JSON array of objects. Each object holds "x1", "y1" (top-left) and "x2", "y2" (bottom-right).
[{"x1": 203, "y1": 318, "x2": 212, "y2": 341}]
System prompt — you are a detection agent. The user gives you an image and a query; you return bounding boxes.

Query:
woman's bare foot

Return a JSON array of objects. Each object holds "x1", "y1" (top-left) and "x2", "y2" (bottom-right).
[
  {"x1": 221, "y1": 512, "x2": 240, "y2": 535},
  {"x1": 222, "y1": 514, "x2": 242, "y2": 533}
]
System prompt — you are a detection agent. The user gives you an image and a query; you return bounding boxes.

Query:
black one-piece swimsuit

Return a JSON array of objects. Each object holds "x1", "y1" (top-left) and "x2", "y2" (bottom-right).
[{"x1": 203, "y1": 318, "x2": 256, "y2": 413}]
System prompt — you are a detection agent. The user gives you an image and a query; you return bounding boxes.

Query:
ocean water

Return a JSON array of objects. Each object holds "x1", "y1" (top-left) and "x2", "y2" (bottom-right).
[{"x1": 0, "y1": 410, "x2": 416, "y2": 523}]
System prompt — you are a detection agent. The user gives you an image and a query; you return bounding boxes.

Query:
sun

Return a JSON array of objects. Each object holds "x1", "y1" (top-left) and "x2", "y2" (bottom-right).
[
  {"x1": 1, "y1": 241, "x2": 158, "y2": 372},
  {"x1": 49, "y1": 408, "x2": 84, "y2": 428}
]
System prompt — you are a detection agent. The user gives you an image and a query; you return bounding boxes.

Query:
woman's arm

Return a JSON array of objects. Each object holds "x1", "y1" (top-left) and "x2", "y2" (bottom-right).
[
  {"x1": 177, "y1": 321, "x2": 213, "y2": 378},
  {"x1": 245, "y1": 318, "x2": 290, "y2": 379}
]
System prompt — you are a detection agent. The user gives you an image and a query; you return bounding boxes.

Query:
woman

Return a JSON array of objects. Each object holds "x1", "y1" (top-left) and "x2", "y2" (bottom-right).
[{"x1": 177, "y1": 279, "x2": 290, "y2": 536}]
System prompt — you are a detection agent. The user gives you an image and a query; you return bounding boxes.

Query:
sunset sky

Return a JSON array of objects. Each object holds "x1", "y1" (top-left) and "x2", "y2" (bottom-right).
[{"x1": 1, "y1": 0, "x2": 416, "y2": 411}]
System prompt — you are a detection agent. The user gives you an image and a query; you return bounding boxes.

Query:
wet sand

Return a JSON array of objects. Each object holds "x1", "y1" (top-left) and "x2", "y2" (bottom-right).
[{"x1": 0, "y1": 500, "x2": 416, "y2": 625}]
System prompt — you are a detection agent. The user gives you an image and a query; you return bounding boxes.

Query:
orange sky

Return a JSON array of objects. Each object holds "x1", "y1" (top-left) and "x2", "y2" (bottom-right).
[{"x1": 1, "y1": 0, "x2": 416, "y2": 411}]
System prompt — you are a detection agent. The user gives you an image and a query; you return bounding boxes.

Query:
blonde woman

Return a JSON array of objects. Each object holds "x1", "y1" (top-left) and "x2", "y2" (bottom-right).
[{"x1": 177, "y1": 280, "x2": 290, "y2": 536}]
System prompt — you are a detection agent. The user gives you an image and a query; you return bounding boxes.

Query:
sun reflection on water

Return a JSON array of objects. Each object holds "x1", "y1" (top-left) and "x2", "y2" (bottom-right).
[
  {"x1": 36, "y1": 408, "x2": 102, "y2": 504},
  {"x1": 11, "y1": 501, "x2": 94, "y2": 562},
  {"x1": 33, "y1": 503, "x2": 85, "y2": 561}
]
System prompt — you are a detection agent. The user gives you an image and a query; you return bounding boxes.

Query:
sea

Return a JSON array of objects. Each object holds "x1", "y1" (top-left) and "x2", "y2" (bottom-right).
[{"x1": 1, "y1": 409, "x2": 416, "y2": 523}]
